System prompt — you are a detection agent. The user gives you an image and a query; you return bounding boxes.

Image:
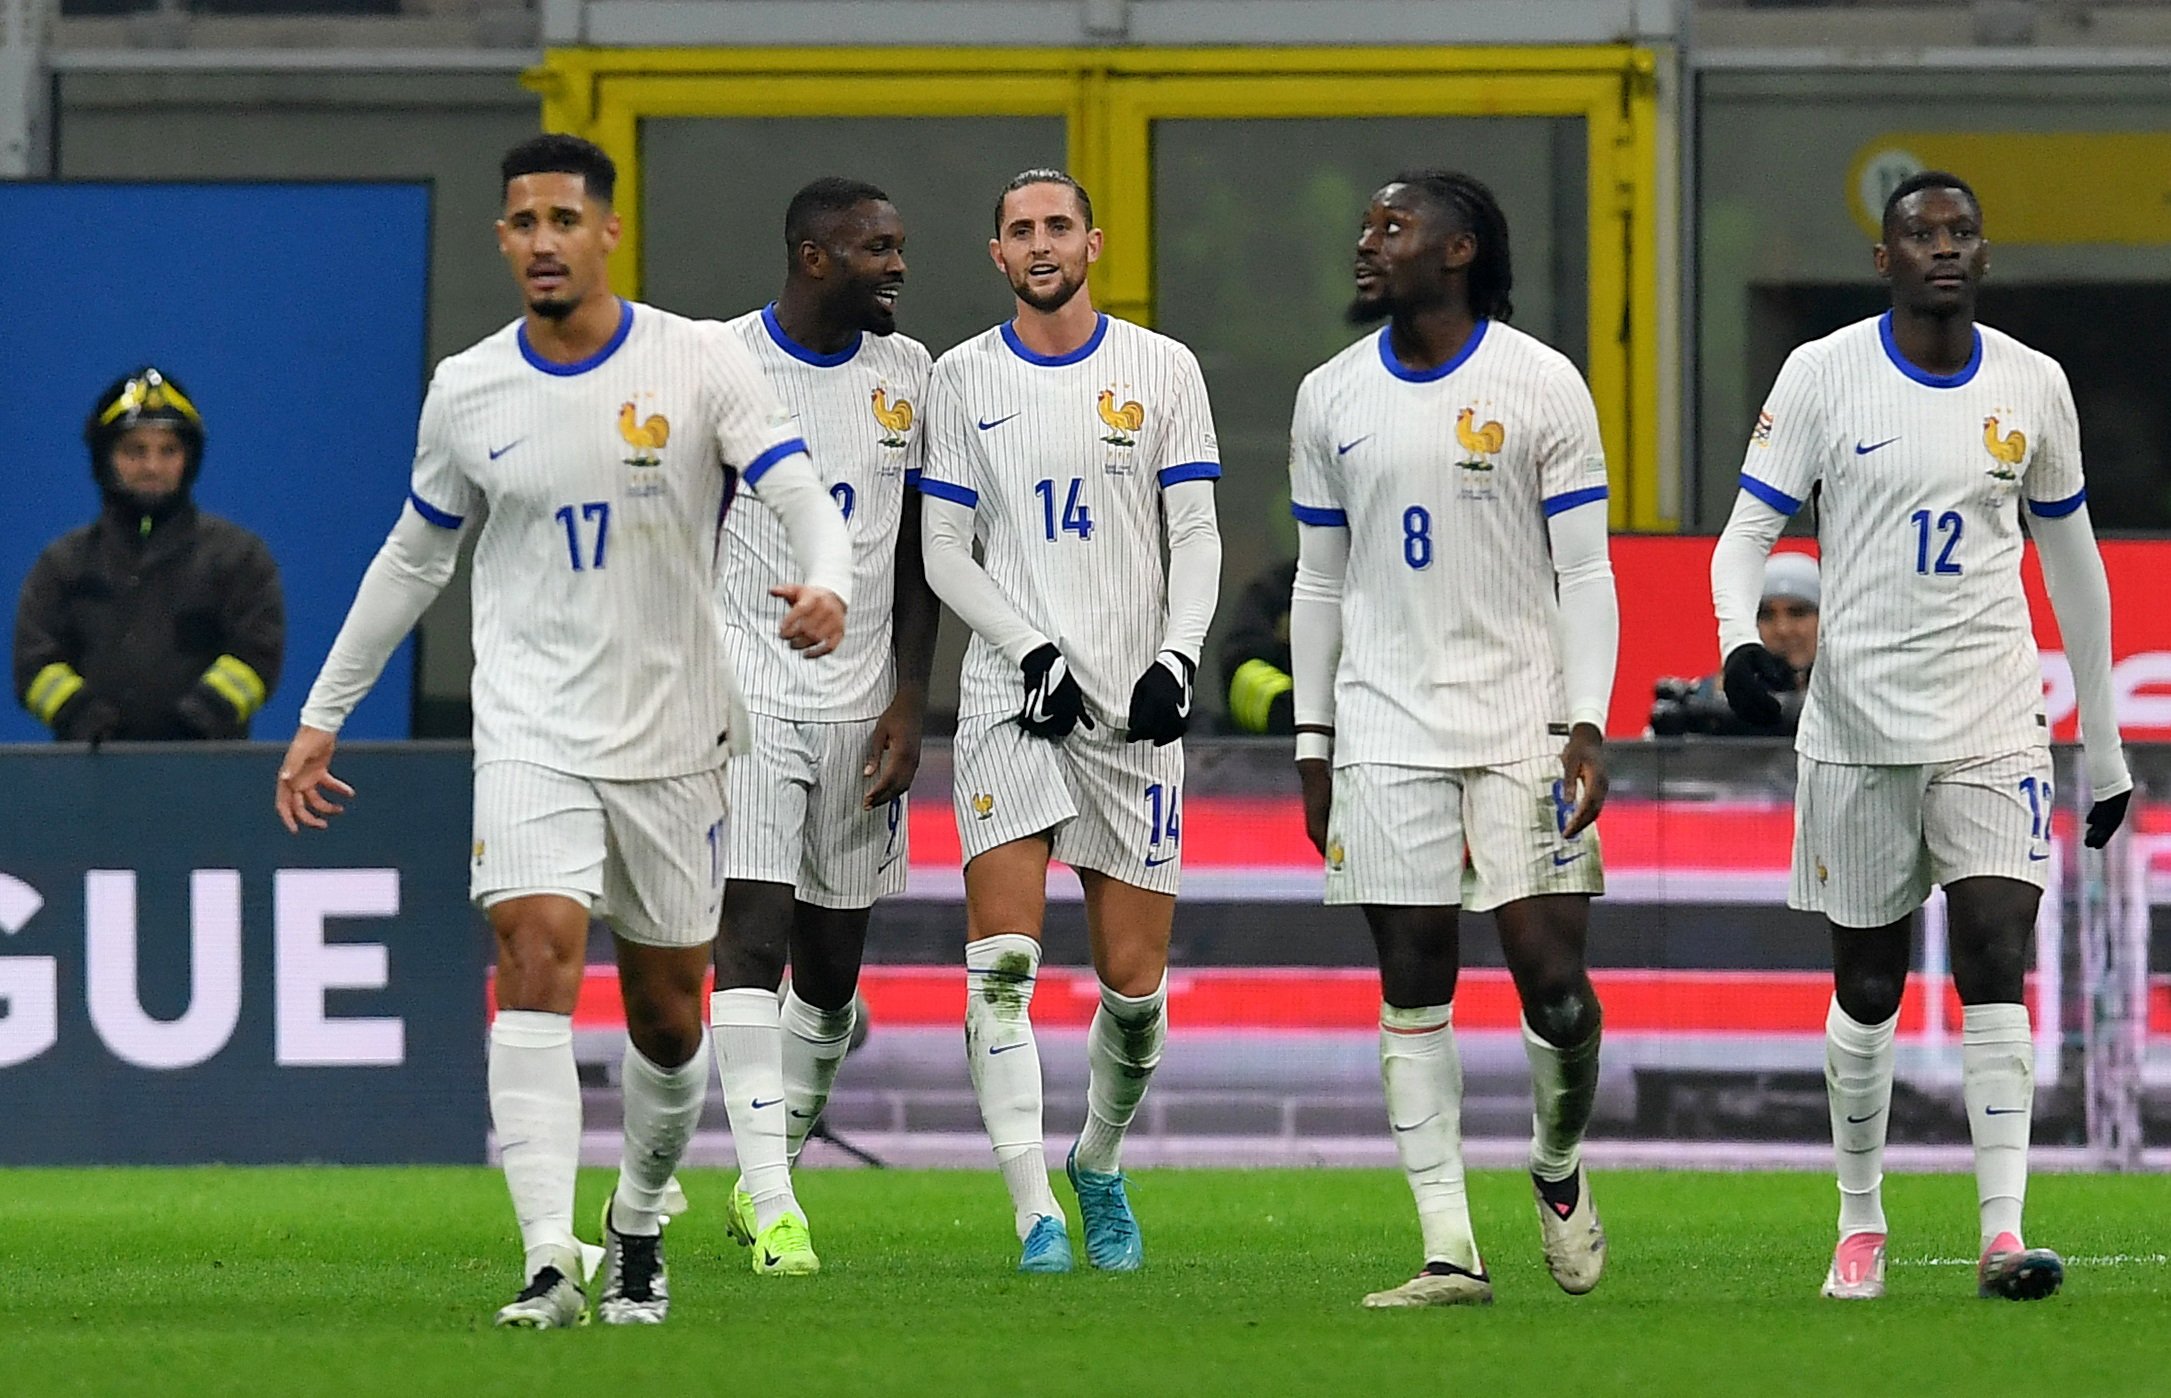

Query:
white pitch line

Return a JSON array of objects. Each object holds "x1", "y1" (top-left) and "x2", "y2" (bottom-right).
[{"x1": 1897, "y1": 1254, "x2": 2168, "y2": 1267}]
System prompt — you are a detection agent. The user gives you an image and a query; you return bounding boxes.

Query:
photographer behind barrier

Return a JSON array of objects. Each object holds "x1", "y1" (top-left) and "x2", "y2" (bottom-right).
[
  {"x1": 13, "y1": 368, "x2": 283, "y2": 742},
  {"x1": 1651, "y1": 551, "x2": 1818, "y2": 738}
]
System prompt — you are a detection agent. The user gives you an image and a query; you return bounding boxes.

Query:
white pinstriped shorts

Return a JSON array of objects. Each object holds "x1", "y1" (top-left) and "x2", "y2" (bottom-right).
[
  {"x1": 724, "y1": 712, "x2": 908, "y2": 910},
  {"x1": 1322, "y1": 757, "x2": 1605, "y2": 912},
  {"x1": 950, "y1": 710, "x2": 1185, "y2": 896},
  {"x1": 470, "y1": 760, "x2": 727, "y2": 949},
  {"x1": 1790, "y1": 748, "x2": 2054, "y2": 928}
]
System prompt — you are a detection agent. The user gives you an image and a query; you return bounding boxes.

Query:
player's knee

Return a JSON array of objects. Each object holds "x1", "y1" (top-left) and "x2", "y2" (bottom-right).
[
  {"x1": 1522, "y1": 980, "x2": 1598, "y2": 1046},
  {"x1": 715, "y1": 938, "x2": 788, "y2": 993},
  {"x1": 1834, "y1": 967, "x2": 1905, "y2": 1025}
]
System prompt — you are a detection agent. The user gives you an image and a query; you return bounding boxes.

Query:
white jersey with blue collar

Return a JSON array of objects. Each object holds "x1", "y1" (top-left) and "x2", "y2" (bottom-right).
[{"x1": 1740, "y1": 313, "x2": 2084, "y2": 765}]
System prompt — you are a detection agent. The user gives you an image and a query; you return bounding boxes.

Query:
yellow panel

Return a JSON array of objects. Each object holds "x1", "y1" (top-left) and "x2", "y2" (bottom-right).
[{"x1": 1847, "y1": 133, "x2": 2171, "y2": 244}]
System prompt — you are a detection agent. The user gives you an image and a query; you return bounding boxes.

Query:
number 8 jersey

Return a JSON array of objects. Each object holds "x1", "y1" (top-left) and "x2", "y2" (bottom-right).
[
  {"x1": 1740, "y1": 313, "x2": 2084, "y2": 765},
  {"x1": 1288, "y1": 319, "x2": 1611, "y2": 768}
]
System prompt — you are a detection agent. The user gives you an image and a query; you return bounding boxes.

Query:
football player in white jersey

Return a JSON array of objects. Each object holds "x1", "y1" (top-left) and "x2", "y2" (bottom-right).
[
  {"x1": 708, "y1": 178, "x2": 938, "y2": 1273},
  {"x1": 272, "y1": 136, "x2": 852, "y2": 1328},
  {"x1": 1288, "y1": 171, "x2": 1619, "y2": 1308},
  {"x1": 1712, "y1": 171, "x2": 2130, "y2": 1303},
  {"x1": 919, "y1": 170, "x2": 1222, "y2": 1273}
]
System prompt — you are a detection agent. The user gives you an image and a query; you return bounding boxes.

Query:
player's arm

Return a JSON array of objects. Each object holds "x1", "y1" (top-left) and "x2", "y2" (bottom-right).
[
  {"x1": 1285, "y1": 374, "x2": 1344, "y2": 856},
  {"x1": 1129, "y1": 351, "x2": 1224, "y2": 746},
  {"x1": 1534, "y1": 367, "x2": 1619, "y2": 837},
  {"x1": 864, "y1": 419, "x2": 941, "y2": 807},
  {"x1": 2026, "y1": 366, "x2": 2131, "y2": 846},
  {"x1": 1711, "y1": 347, "x2": 1827, "y2": 725},
  {"x1": 278, "y1": 377, "x2": 473, "y2": 832},
  {"x1": 917, "y1": 368, "x2": 1088, "y2": 739},
  {"x1": 178, "y1": 534, "x2": 284, "y2": 739}
]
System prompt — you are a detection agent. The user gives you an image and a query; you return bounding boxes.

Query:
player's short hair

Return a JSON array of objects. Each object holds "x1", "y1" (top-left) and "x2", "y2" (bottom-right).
[
  {"x1": 993, "y1": 169, "x2": 1093, "y2": 234},
  {"x1": 1390, "y1": 169, "x2": 1515, "y2": 322},
  {"x1": 1880, "y1": 169, "x2": 1980, "y2": 234},
  {"x1": 501, "y1": 133, "x2": 616, "y2": 207},
  {"x1": 784, "y1": 177, "x2": 893, "y2": 252}
]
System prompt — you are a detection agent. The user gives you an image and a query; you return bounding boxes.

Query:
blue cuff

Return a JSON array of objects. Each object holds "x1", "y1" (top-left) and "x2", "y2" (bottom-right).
[
  {"x1": 904, "y1": 467, "x2": 922, "y2": 487},
  {"x1": 1157, "y1": 460, "x2": 1222, "y2": 488},
  {"x1": 744, "y1": 437, "x2": 810, "y2": 487},
  {"x1": 408, "y1": 491, "x2": 464, "y2": 529},
  {"x1": 1738, "y1": 474, "x2": 1804, "y2": 516},
  {"x1": 1290, "y1": 502, "x2": 1348, "y2": 527},
  {"x1": 2026, "y1": 488, "x2": 2086, "y2": 519},
  {"x1": 1541, "y1": 485, "x2": 1609, "y2": 517},
  {"x1": 917, "y1": 476, "x2": 979, "y2": 509}
]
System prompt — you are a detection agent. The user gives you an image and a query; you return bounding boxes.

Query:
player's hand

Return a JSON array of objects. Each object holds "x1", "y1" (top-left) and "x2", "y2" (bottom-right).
[
  {"x1": 1018, "y1": 642, "x2": 1093, "y2": 740},
  {"x1": 773, "y1": 584, "x2": 846, "y2": 657},
  {"x1": 1297, "y1": 757, "x2": 1334, "y2": 857},
  {"x1": 1558, "y1": 722, "x2": 1609, "y2": 839},
  {"x1": 863, "y1": 687, "x2": 926, "y2": 809},
  {"x1": 1721, "y1": 643, "x2": 1793, "y2": 727},
  {"x1": 2085, "y1": 789, "x2": 2131, "y2": 850},
  {"x1": 1125, "y1": 651, "x2": 1195, "y2": 746},
  {"x1": 275, "y1": 725, "x2": 354, "y2": 833}
]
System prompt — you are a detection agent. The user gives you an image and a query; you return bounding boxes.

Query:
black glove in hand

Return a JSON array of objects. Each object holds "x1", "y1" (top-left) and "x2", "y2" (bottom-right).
[
  {"x1": 176, "y1": 687, "x2": 238, "y2": 740},
  {"x1": 2085, "y1": 790, "x2": 2131, "y2": 850},
  {"x1": 54, "y1": 693, "x2": 123, "y2": 746},
  {"x1": 1721, "y1": 643, "x2": 1794, "y2": 727},
  {"x1": 1126, "y1": 651, "x2": 1195, "y2": 746},
  {"x1": 1018, "y1": 643, "x2": 1092, "y2": 740}
]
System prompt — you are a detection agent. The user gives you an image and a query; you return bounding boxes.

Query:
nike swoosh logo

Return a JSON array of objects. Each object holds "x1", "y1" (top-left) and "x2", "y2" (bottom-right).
[
  {"x1": 977, "y1": 413, "x2": 1020, "y2": 431},
  {"x1": 762, "y1": 1251, "x2": 780, "y2": 1267},
  {"x1": 2028, "y1": 850, "x2": 2050, "y2": 862},
  {"x1": 988, "y1": 1042, "x2": 1029, "y2": 1056},
  {"x1": 1144, "y1": 852, "x2": 1179, "y2": 867},
  {"x1": 1391, "y1": 1113, "x2": 1439, "y2": 1133},
  {"x1": 751, "y1": 1097, "x2": 782, "y2": 1109},
  {"x1": 788, "y1": 1109, "x2": 817, "y2": 1119},
  {"x1": 488, "y1": 439, "x2": 523, "y2": 460},
  {"x1": 1552, "y1": 851, "x2": 1585, "y2": 867},
  {"x1": 1845, "y1": 1112, "x2": 1882, "y2": 1124},
  {"x1": 1336, "y1": 436, "x2": 1372, "y2": 456},
  {"x1": 1985, "y1": 1106, "x2": 2028, "y2": 1116},
  {"x1": 1854, "y1": 437, "x2": 1900, "y2": 455}
]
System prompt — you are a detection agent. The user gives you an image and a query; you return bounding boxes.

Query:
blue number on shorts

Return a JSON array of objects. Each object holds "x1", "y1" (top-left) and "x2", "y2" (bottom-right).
[
  {"x1": 1909, "y1": 508, "x2": 1963, "y2": 575},
  {"x1": 1402, "y1": 505, "x2": 1433, "y2": 570},
  {"x1": 554, "y1": 500, "x2": 611, "y2": 571},
  {"x1": 2018, "y1": 775, "x2": 2053, "y2": 841},
  {"x1": 1035, "y1": 477, "x2": 1094, "y2": 541},
  {"x1": 831, "y1": 481, "x2": 856, "y2": 521},
  {"x1": 705, "y1": 818, "x2": 724, "y2": 889},
  {"x1": 1549, "y1": 779, "x2": 1575, "y2": 837},
  {"x1": 884, "y1": 797, "x2": 902, "y2": 857},
  {"x1": 1144, "y1": 781, "x2": 1182, "y2": 862}
]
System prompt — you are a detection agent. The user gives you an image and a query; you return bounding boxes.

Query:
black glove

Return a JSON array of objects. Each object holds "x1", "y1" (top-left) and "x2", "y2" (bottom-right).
[
  {"x1": 176, "y1": 687, "x2": 242, "y2": 740},
  {"x1": 1126, "y1": 651, "x2": 1195, "y2": 746},
  {"x1": 2085, "y1": 790, "x2": 2131, "y2": 850},
  {"x1": 54, "y1": 692, "x2": 123, "y2": 746},
  {"x1": 1721, "y1": 644, "x2": 1794, "y2": 727},
  {"x1": 1018, "y1": 643, "x2": 1092, "y2": 740}
]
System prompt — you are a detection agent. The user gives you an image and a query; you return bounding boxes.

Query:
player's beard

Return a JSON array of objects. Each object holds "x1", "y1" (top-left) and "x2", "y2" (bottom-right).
[
  {"x1": 529, "y1": 294, "x2": 578, "y2": 322},
  {"x1": 1345, "y1": 289, "x2": 1391, "y2": 326},
  {"x1": 844, "y1": 278, "x2": 900, "y2": 337},
  {"x1": 1009, "y1": 261, "x2": 1086, "y2": 315}
]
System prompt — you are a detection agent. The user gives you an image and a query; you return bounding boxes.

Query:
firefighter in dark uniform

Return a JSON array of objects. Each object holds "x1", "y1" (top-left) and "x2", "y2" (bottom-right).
[{"x1": 13, "y1": 368, "x2": 283, "y2": 742}]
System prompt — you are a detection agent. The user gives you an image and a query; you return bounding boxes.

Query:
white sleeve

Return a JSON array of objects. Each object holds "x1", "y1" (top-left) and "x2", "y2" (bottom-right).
[
  {"x1": 1289, "y1": 520, "x2": 1347, "y2": 738},
  {"x1": 2032, "y1": 504, "x2": 2131, "y2": 801},
  {"x1": 1546, "y1": 498, "x2": 1617, "y2": 732},
  {"x1": 749, "y1": 450, "x2": 853, "y2": 603},
  {"x1": 1738, "y1": 344, "x2": 1829, "y2": 516},
  {"x1": 1158, "y1": 478, "x2": 1221, "y2": 662},
  {"x1": 920, "y1": 491, "x2": 1048, "y2": 665},
  {"x1": 299, "y1": 504, "x2": 463, "y2": 733},
  {"x1": 1711, "y1": 491, "x2": 1789, "y2": 663}
]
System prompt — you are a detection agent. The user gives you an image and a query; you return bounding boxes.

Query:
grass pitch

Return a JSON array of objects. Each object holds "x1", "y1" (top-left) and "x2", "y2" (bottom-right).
[{"x1": 8, "y1": 1166, "x2": 2170, "y2": 1397}]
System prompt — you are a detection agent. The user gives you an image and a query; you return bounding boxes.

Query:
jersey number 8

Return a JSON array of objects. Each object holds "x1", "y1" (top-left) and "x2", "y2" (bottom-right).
[{"x1": 1402, "y1": 505, "x2": 1433, "y2": 570}]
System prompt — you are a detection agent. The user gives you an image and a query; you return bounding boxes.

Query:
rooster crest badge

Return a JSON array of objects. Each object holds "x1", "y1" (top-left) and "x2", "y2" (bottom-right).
[{"x1": 619, "y1": 401, "x2": 670, "y2": 468}]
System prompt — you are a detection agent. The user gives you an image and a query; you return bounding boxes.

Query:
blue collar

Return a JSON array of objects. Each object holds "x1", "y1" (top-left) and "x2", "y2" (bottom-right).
[
  {"x1": 1377, "y1": 318, "x2": 1489, "y2": 383},
  {"x1": 1878, "y1": 310, "x2": 1981, "y2": 388},
  {"x1": 1001, "y1": 312, "x2": 1107, "y2": 367},
  {"x1": 519, "y1": 298, "x2": 635, "y2": 377},
  {"x1": 762, "y1": 302, "x2": 861, "y2": 367}
]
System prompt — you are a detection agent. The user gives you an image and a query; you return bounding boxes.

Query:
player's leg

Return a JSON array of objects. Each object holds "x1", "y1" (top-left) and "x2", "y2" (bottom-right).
[
  {"x1": 1931, "y1": 748, "x2": 2063, "y2": 1299},
  {"x1": 953, "y1": 711, "x2": 1078, "y2": 1270},
  {"x1": 472, "y1": 761, "x2": 607, "y2": 1329},
  {"x1": 1069, "y1": 868, "x2": 1172, "y2": 1272},
  {"x1": 1800, "y1": 758, "x2": 1930, "y2": 1300},
  {"x1": 782, "y1": 901, "x2": 871, "y2": 1165},
  {"x1": 1469, "y1": 756, "x2": 1607, "y2": 1295}
]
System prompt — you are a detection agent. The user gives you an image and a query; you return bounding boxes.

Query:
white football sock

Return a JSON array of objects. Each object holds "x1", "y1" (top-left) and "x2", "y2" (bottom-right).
[
  {"x1": 1522, "y1": 1011, "x2": 1601, "y2": 1182},
  {"x1": 1074, "y1": 974, "x2": 1168, "y2": 1175},
  {"x1": 612, "y1": 1034, "x2": 709, "y2": 1236},
  {"x1": 1962, "y1": 1002, "x2": 2034, "y2": 1248},
  {"x1": 781, "y1": 987, "x2": 857, "y2": 1166},
  {"x1": 1826, "y1": 998, "x2": 1897, "y2": 1239},
  {"x1": 1380, "y1": 1001, "x2": 1479, "y2": 1273},
  {"x1": 489, "y1": 1009, "x2": 582, "y2": 1280},
  {"x1": 712, "y1": 986, "x2": 797, "y2": 1232},
  {"x1": 966, "y1": 934, "x2": 1062, "y2": 1238}
]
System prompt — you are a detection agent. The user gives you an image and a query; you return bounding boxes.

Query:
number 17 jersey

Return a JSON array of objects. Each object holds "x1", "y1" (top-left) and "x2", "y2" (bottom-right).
[{"x1": 1741, "y1": 313, "x2": 2084, "y2": 766}]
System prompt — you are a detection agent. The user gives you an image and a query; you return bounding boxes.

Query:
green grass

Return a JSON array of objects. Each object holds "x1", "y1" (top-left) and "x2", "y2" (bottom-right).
[{"x1": 6, "y1": 1166, "x2": 2170, "y2": 1396}]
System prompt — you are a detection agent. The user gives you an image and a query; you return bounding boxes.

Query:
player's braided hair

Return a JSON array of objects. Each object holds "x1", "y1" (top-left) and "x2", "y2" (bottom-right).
[
  {"x1": 501, "y1": 133, "x2": 616, "y2": 206},
  {"x1": 1392, "y1": 169, "x2": 1514, "y2": 323},
  {"x1": 785, "y1": 176, "x2": 893, "y2": 255},
  {"x1": 1880, "y1": 169, "x2": 1980, "y2": 236},
  {"x1": 993, "y1": 169, "x2": 1094, "y2": 234}
]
